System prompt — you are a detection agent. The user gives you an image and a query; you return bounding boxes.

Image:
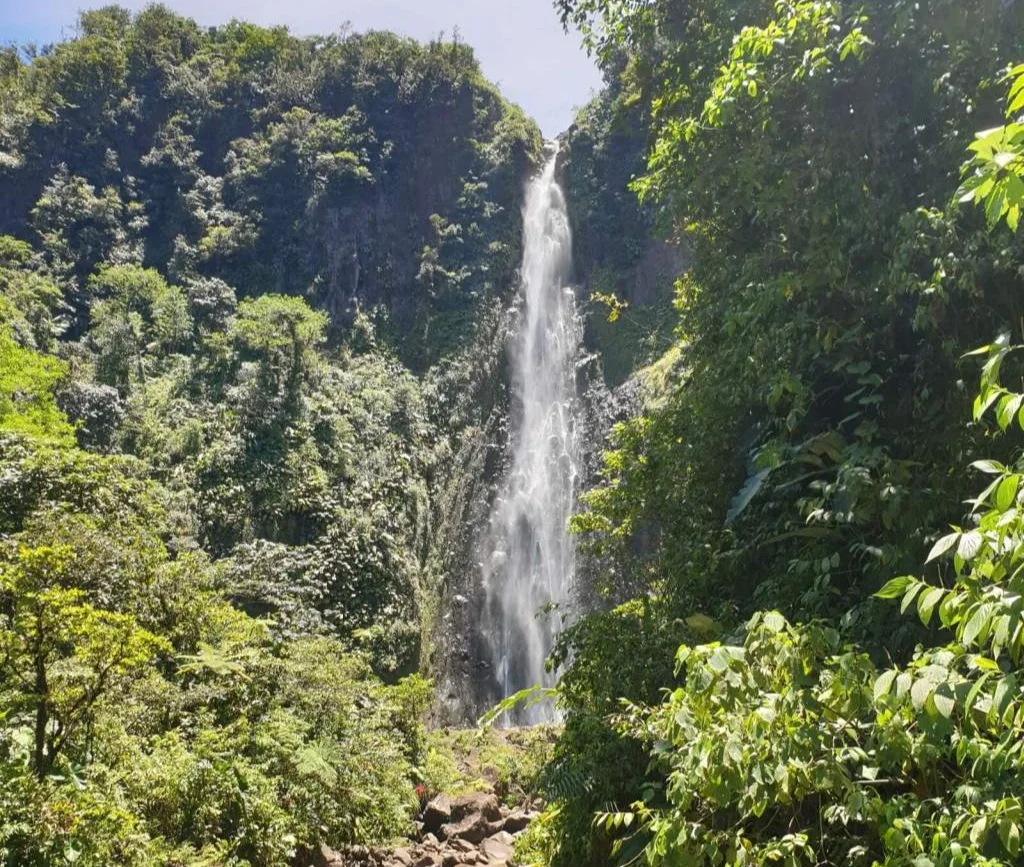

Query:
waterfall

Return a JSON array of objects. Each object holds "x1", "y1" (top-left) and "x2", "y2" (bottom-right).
[{"x1": 481, "y1": 144, "x2": 580, "y2": 724}]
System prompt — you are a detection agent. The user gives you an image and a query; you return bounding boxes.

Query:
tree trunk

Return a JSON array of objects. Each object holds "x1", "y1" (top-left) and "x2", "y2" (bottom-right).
[{"x1": 33, "y1": 654, "x2": 49, "y2": 779}]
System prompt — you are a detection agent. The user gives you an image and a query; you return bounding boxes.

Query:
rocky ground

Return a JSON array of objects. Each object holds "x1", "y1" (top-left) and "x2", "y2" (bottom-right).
[{"x1": 312, "y1": 792, "x2": 539, "y2": 867}]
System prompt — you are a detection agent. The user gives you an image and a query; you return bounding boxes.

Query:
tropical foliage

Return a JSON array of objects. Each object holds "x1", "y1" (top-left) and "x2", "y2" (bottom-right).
[
  {"x1": 526, "y1": 1, "x2": 1024, "y2": 865},
  {"x1": 9, "y1": 1, "x2": 1024, "y2": 865},
  {"x1": 0, "y1": 6, "x2": 540, "y2": 864}
]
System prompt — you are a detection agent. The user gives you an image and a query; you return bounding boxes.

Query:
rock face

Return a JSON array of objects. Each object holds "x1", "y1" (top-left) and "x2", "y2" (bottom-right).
[{"x1": 308, "y1": 798, "x2": 539, "y2": 867}]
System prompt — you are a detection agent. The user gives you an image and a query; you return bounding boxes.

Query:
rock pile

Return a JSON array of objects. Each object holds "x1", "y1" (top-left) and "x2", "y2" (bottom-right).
[{"x1": 313, "y1": 792, "x2": 539, "y2": 867}]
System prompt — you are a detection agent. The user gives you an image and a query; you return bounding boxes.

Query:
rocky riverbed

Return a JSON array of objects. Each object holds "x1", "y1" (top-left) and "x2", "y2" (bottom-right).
[{"x1": 311, "y1": 791, "x2": 539, "y2": 867}]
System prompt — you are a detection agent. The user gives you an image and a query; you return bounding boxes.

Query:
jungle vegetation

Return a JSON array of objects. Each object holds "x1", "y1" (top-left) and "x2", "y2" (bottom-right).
[
  {"x1": 0, "y1": 7, "x2": 540, "y2": 864},
  {"x1": 518, "y1": 1, "x2": 1024, "y2": 866},
  {"x1": 7, "y1": 1, "x2": 1024, "y2": 866}
]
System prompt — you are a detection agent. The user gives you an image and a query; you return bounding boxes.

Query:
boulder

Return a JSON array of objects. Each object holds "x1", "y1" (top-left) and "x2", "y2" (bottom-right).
[
  {"x1": 392, "y1": 848, "x2": 414, "y2": 866},
  {"x1": 441, "y1": 812, "x2": 492, "y2": 844},
  {"x1": 314, "y1": 843, "x2": 343, "y2": 867},
  {"x1": 502, "y1": 811, "x2": 532, "y2": 834},
  {"x1": 423, "y1": 796, "x2": 453, "y2": 833},
  {"x1": 450, "y1": 792, "x2": 501, "y2": 823},
  {"x1": 412, "y1": 855, "x2": 439, "y2": 867},
  {"x1": 480, "y1": 834, "x2": 514, "y2": 864}
]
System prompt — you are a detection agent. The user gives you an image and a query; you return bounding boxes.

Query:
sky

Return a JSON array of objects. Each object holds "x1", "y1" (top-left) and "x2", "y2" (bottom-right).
[{"x1": 0, "y1": 0, "x2": 603, "y2": 135}]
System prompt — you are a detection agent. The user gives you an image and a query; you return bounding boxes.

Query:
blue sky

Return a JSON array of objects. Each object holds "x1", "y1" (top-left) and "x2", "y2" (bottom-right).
[{"x1": 0, "y1": 0, "x2": 602, "y2": 135}]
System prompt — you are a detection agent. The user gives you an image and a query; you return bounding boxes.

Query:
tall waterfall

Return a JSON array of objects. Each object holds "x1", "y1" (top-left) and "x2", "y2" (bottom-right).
[{"x1": 481, "y1": 145, "x2": 580, "y2": 723}]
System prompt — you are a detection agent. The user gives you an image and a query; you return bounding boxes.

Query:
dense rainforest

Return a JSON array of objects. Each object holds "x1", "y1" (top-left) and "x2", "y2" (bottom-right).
[
  {"x1": 6, "y1": 1, "x2": 1024, "y2": 866},
  {"x1": 0, "y1": 7, "x2": 545, "y2": 864}
]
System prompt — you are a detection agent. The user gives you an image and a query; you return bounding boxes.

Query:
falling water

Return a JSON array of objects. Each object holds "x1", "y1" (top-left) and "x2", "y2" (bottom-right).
[{"x1": 481, "y1": 144, "x2": 580, "y2": 724}]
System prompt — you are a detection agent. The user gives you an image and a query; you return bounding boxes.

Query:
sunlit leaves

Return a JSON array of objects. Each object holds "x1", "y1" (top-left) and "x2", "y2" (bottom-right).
[
  {"x1": 957, "y1": 68, "x2": 1024, "y2": 230},
  {"x1": 698, "y1": 2, "x2": 868, "y2": 131},
  {"x1": 605, "y1": 326, "x2": 1024, "y2": 867},
  {"x1": 873, "y1": 668, "x2": 897, "y2": 700},
  {"x1": 612, "y1": 608, "x2": 1024, "y2": 867},
  {"x1": 0, "y1": 329, "x2": 76, "y2": 444},
  {"x1": 0, "y1": 544, "x2": 168, "y2": 776},
  {"x1": 876, "y1": 575, "x2": 912, "y2": 598},
  {"x1": 926, "y1": 533, "x2": 960, "y2": 563}
]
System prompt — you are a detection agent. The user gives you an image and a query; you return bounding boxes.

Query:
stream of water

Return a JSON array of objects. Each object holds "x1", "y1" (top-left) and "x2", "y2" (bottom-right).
[{"x1": 481, "y1": 145, "x2": 580, "y2": 724}]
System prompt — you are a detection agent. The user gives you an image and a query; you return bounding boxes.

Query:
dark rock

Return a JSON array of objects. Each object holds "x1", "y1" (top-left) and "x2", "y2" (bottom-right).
[
  {"x1": 451, "y1": 792, "x2": 501, "y2": 823},
  {"x1": 502, "y1": 811, "x2": 531, "y2": 834},
  {"x1": 441, "y1": 812, "x2": 492, "y2": 844},
  {"x1": 423, "y1": 795, "x2": 453, "y2": 833},
  {"x1": 314, "y1": 842, "x2": 343, "y2": 866}
]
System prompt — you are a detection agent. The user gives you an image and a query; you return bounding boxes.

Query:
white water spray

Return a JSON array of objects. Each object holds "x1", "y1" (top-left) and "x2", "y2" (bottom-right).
[{"x1": 481, "y1": 145, "x2": 580, "y2": 723}]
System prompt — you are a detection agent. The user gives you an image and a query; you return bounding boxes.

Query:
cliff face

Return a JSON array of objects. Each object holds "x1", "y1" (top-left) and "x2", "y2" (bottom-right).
[
  {"x1": 559, "y1": 89, "x2": 684, "y2": 388},
  {"x1": 0, "y1": 12, "x2": 542, "y2": 367},
  {"x1": 0, "y1": 7, "x2": 550, "y2": 700}
]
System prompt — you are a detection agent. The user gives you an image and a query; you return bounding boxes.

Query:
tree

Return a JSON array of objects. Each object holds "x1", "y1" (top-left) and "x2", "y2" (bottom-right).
[
  {"x1": 0, "y1": 544, "x2": 167, "y2": 778},
  {"x1": 0, "y1": 329, "x2": 75, "y2": 444}
]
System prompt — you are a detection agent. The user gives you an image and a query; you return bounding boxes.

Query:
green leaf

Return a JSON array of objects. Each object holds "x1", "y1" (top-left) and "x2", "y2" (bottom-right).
[
  {"x1": 939, "y1": 591, "x2": 961, "y2": 628},
  {"x1": 962, "y1": 605, "x2": 991, "y2": 647},
  {"x1": 971, "y1": 654, "x2": 1000, "y2": 672},
  {"x1": 873, "y1": 669, "x2": 897, "y2": 701},
  {"x1": 999, "y1": 818, "x2": 1021, "y2": 858},
  {"x1": 993, "y1": 674, "x2": 1017, "y2": 719},
  {"x1": 895, "y1": 671, "x2": 913, "y2": 699},
  {"x1": 971, "y1": 817, "x2": 990, "y2": 847},
  {"x1": 917, "y1": 586, "x2": 945, "y2": 627},
  {"x1": 974, "y1": 387, "x2": 1002, "y2": 422},
  {"x1": 998, "y1": 395, "x2": 1024, "y2": 430},
  {"x1": 965, "y1": 671, "x2": 992, "y2": 714},
  {"x1": 876, "y1": 576, "x2": 912, "y2": 598},
  {"x1": 1008, "y1": 204, "x2": 1021, "y2": 233},
  {"x1": 972, "y1": 459, "x2": 1006, "y2": 475},
  {"x1": 996, "y1": 475, "x2": 1020, "y2": 511},
  {"x1": 477, "y1": 684, "x2": 559, "y2": 729},
  {"x1": 725, "y1": 468, "x2": 770, "y2": 525},
  {"x1": 932, "y1": 684, "x2": 955, "y2": 719},
  {"x1": 957, "y1": 531, "x2": 983, "y2": 561},
  {"x1": 901, "y1": 582, "x2": 924, "y2": 615},
  {"x1": 963, "y1": 343, "x2": 996, "y2": 358},
  {"x1": 911, "y1": 677, "x2": 935, "y2": 711},
  {"x1": 926, "y1": 533, "x2": 960, "y2": 563},
  {"x1": 1011, "y1": 87, "x2": 1024, "y2": 116},
  {"x1": 708, "y1": 647, "x2": 730, "y2": 674}
]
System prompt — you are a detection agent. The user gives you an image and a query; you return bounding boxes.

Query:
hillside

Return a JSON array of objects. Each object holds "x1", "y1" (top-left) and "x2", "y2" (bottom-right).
[{"x1": 0, "y1": 8, "x2": 548, "y2": 864}]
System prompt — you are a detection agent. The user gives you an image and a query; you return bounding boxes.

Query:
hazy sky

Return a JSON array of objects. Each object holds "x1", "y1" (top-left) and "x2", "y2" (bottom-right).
[{"x1": 1, "y1": 0, "x2": 603, "y2": 135}]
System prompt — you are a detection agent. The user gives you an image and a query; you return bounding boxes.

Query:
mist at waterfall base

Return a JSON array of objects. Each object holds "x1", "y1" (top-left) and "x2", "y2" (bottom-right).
[{"x1": 480, "y1": 146, "x2": 581, "y2": 726}]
